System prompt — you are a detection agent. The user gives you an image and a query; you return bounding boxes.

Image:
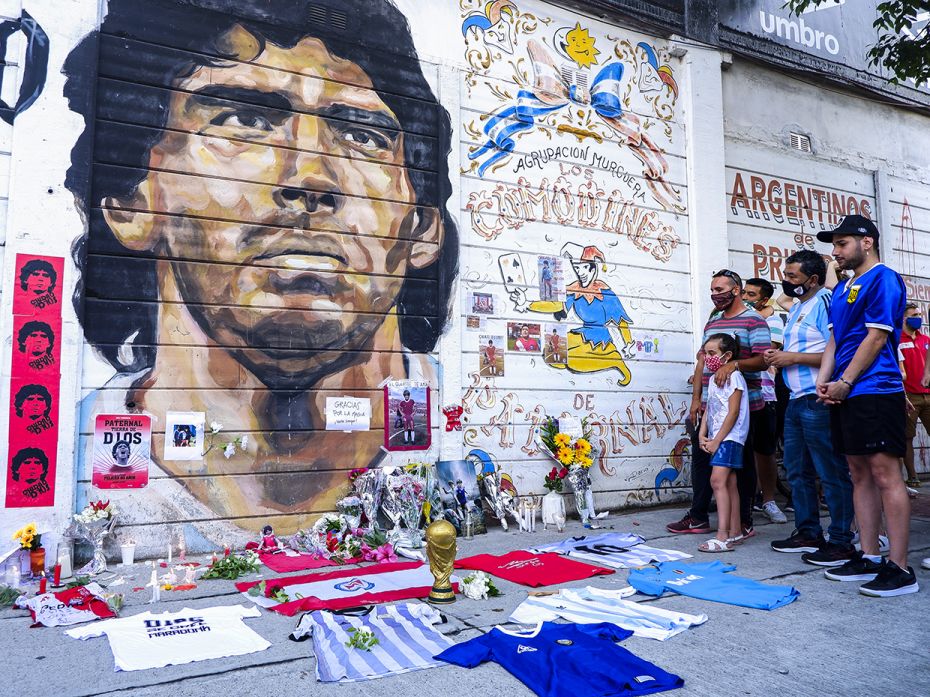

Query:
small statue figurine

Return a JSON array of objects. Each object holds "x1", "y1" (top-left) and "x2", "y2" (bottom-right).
[
  {"x1": 426, "y1": 519, "x2": 457, "y2": 604},
  {"x1": 258, "y1": 524, "x2": 282, "y2": 552}
]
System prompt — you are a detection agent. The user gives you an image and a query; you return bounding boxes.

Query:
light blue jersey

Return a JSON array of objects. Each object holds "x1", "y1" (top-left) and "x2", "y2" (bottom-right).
[
  {"x1": 783, "y1": 288, "x2": 832, "y2": 399},
  {"x1": 628, "y1": 561, "x2": 799, "y2": 611}
]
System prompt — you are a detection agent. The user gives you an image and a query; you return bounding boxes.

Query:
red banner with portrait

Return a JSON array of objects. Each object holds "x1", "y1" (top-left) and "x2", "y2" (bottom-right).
[{"x1": 6, "y1": 254, "x2": 64, "y2": 507}]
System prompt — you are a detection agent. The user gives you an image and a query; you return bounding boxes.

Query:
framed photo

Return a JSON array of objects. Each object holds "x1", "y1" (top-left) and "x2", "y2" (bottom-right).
[
  {"x1": 507, "y1": 321, "x2": 541, "y2": 352},
  {"x1": 478, "y1": 334, "x2": 505, "y2": 377},
  {"x1": 383, "y1": 380, "x2": 430, "y2": 451},
  {"x1": 436, "y1": 459, "x2": 486, "y2": 536},
  {"x1": 163, "y1": 411, "x2": 205, "y2": 461}
]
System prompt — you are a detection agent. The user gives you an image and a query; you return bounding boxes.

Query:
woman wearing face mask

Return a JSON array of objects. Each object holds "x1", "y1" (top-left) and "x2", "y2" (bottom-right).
[{"x1": 899, "y1": 302, "x2": 930, "y2": 490}]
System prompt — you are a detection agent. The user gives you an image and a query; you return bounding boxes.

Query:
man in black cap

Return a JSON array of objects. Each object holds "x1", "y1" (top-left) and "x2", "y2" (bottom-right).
[{"x1": 815, "y1": 214, "x2": 917, "y2": 596}]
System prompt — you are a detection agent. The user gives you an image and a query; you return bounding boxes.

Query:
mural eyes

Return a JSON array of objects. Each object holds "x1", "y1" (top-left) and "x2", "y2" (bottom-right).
[
  {"x1": 209, "y1": 109, "x2": 274, "y2": 133},
  {"x1": 335, "y1": 125, "x2": 395, "y2": 154}
]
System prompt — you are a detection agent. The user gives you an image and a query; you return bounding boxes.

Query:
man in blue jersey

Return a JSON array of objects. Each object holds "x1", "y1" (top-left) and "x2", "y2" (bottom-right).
[
  {"x1": 815, "y1": 215, "x2": 917, "y2": 597},
  {"x1": 764, "y1": 251, "x2": 854, "y2": 565}
]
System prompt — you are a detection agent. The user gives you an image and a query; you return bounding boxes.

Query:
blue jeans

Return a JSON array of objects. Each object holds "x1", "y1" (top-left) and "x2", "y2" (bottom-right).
[{"x1": 783, "y1": 395, "x2": 854, "y2": 544}]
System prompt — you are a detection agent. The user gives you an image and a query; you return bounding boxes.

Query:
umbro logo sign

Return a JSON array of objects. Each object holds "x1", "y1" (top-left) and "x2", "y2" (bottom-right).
[{"x1": 517, "y1": 645, "x2": 537, "y2": 654}]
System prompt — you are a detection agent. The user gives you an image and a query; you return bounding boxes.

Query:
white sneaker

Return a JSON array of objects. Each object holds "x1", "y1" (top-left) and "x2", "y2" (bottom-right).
[
  {"x1": 851, "y1": 532, "x2": 890, "y2": 554},
  {"x1": 922, "y1": 558, "x2": 930, "y2": 570},
  {"x1": 762, "y1": 501, "x2": 787, "y2": 524},
  {"x1": 906, "y1": 486, "x2": 918, "y2": 498}
]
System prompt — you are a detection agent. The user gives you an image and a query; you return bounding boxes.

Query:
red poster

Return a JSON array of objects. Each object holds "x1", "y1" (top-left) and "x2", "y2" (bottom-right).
[
  {"x1": 92, "y1": 414, "x2": 151, "y2": 489},
  {"x1": 6, "y1": 254, "x2": 64, "y2": 507}
]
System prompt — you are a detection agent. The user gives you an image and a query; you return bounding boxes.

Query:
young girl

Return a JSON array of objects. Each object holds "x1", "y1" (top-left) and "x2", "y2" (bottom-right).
[{"x1": 698, "y1": 333, "x2": 750, "y2": 552}]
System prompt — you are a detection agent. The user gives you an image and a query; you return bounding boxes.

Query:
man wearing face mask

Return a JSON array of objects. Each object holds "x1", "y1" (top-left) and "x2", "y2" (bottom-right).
[
  {"x1": 815, "y1": 215, "x2": 916, "y2": 597},
  {"x1": 900, "y1": 303, "x2": 929, "y2": 489},
  {"x1": 764, "y1": 251, "x2": 855, "y2": 565},
  {"x1": 667, "y1": 270, "x2": 771, "y2": 538}
]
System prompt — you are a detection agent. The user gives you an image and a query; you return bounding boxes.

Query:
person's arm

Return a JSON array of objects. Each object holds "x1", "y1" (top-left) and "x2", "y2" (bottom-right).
[
  {"x1": 824, "y1": 259, "x2": 840, "y2": 290},
  {"x1": 923, "y1": 342, "x2": 930, "y2": 388},
  {"x1": 714, "y1": 351, "x2": 767, "y2": 386},
  {"x1": 690, "y1": 353, "x2": 705, "y2": 424},
  {"x1": 774, "y1": 293, "x2": 794, "y2": 312},
  {"x1": 707, "y1": 387, "x2": 743, "y2": 453},
  {"x1": 819, "y1": 328, "x2": 889, "y2": 404},
  {"x1": 698, "y1": 407, "x2": 709, "y2": 451},
  {"x1": 765, "y1": 350, "x2": 823, "y2": 368}
]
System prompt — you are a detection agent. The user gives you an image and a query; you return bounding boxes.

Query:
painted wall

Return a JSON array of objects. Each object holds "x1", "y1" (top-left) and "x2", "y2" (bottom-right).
[{"x1": 0, "y1": 0, "x2": 926, "y2": 554}]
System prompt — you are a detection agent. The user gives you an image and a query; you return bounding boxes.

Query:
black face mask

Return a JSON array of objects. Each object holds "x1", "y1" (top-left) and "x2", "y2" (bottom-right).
[{"x1": 781, "y1": 276, "x2": 811, "y2": 299}]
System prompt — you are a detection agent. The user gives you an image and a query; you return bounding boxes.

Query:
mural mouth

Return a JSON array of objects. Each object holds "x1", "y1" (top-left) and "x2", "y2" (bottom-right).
[{"x1": 254, "y1": 249, "x2": 347, "y2": 270}]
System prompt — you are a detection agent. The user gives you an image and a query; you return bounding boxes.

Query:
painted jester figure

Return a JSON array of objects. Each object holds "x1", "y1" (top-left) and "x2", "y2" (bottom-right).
[{"x1": 510, "y1": 243, "x2": 635, "y2": 385}]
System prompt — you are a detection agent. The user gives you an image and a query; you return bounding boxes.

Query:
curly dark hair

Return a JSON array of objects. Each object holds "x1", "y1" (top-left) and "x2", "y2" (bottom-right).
[
  {"x1": 11, "y1": 447, "x2": 49, "y2": 481},
  {"x1": 19, "y1": 259, "x2": 57, "y2": 292},
  {"x1": 13, "y1": 384, "x2": 52, "y2": 418},
  {"x1": 64, "y1": 0, "x2": 457, "y2": 374},
  {"x1": 16, "y1": 320, "x2": 54, "y2": 355},
  {"x1": 112, "y1": 440, "x2": 132, "y2": 459}
]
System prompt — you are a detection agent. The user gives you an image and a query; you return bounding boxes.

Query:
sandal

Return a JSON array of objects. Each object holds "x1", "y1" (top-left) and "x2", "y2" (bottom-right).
[
  {"x1": 727, "y1": 534, "x2": 745, "y2": 546},
  {"x1": 906, "y1": 478, "x2": 921, "y2": 488},
  {"x1": 698, "y1": 538, "x2": 734, "y2": 553}
]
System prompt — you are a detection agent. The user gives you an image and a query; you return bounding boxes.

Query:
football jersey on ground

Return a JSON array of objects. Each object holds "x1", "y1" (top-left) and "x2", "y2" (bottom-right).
[{"x1": 531, "y1": 532, "x2": 692, "y2": 569}]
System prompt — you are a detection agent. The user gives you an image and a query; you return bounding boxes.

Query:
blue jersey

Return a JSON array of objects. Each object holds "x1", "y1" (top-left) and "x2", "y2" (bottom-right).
[
  {"x1": 627, "y1": 561, "x2": 799, "y2": 611},
  {"x1": 436, "y1": 622, "x2": 683, "y2": 697},
  {"x1": 829, "y1": 263, "x2": 905, "y2": 397}
]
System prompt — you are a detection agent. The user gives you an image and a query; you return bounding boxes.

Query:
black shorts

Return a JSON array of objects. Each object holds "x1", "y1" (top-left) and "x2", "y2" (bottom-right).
[
  {"x1": 829, "y1": 392, "x2": 906, "y2": 457},
  {"x1": 750, "y1": 402, "x2": 777, "y2": 456}
]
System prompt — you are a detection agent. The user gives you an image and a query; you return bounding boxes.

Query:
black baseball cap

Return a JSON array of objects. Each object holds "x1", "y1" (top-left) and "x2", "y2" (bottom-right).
[{"x1": 816, "y1": 214, "x2": 879, "y2": 243}]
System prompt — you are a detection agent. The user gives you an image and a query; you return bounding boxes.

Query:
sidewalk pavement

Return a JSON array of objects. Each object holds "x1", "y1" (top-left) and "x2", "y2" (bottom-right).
[{"x1": 5, "y1": 500, "x2": 930, "y2": 697}]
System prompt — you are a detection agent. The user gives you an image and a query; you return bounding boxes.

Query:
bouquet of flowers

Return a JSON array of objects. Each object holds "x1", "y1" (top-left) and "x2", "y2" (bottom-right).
[
  {"x1": 64, "y1": 500, "x2": 118, "y2": 576},
  {"x1": 74, "y1": 500, "x2": 116, "y2": 524},
  {"x1": 537, "y1": 418, "x2": 594, "y2": 469},
  {"x1": 12, "y1": 523, "x2": 41, "y2": 551},
  {"x1": 543, "y1": 466, "x2": 568, "y2": 493}
]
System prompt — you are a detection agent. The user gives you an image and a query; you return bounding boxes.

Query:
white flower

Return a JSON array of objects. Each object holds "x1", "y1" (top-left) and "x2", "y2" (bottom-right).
[
  {"x1": 223, "y1": 442, "x2": 236, "y2": 459},
  {"x1": 239, "y1": 435, "x2": 249, "y2": 449},
  {"x1": 210, "y1": 421, "x2": 223, "y2": 433},
  {"x1": 462, "y1": 571, "x2": 492, "y2": 600}
]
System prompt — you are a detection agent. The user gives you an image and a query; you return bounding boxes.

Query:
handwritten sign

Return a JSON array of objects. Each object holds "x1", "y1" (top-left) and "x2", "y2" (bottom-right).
[{"x1": 325, "y1": 397, "x2": 371, "y2": 432}]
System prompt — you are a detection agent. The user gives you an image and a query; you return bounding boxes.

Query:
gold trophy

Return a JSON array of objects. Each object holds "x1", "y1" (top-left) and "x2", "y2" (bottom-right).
[{"x1": 426, "y1": 519, "x2": 457, "y2": 604}]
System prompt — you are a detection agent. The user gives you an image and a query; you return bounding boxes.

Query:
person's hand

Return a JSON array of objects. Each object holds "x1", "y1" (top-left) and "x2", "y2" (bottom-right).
[
  {"x1": 765, "y1": 350, "x2": 794, "y2": 368},
  {"x1": 689, "y1": 398, "x2": 702, "y2": 425},
  {"x1": 818, "y1": 380, "x2": 850, "y2": 405},
  {"x1": 714, "y1": 360, "x2": 737, "y2": 387},
  {"x1": 687, "y1": 374, "x2": 694, "y2": 386},
  {"x1": 906, "y1": 398, "x2": 917, "y2": 416},
  {"x1": 703, "y1": 437, "x2": 721, "y2": 455},
  {"x1": 922, "y1": 372, "x2": 930, "y2": 389},
  {"x1": 699, "y1": 436, "x2": 711, "y2": 453},
  {"x1": 509, "y1": 288, "x2": 528, "y2": 312}
]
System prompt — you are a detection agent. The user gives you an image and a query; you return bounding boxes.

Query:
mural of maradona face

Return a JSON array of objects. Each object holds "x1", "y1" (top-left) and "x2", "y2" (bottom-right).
[{"x1": 66, "y1": 0, "x2": 456, "y2": 531}]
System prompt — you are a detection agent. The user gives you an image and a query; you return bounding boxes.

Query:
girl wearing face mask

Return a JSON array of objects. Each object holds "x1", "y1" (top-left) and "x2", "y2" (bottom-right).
[{"x1": 698, "y1": 333, "x2": 750, "y2": 552}]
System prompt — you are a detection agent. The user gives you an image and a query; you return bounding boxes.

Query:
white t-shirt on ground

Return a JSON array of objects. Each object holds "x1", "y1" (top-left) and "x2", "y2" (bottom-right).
[
  {"x1": 66, "y1": 604, "x2": 270, "y2": 672},
  {"x1": 706, "y1": 370, "x2": 749, "y2": 445}
]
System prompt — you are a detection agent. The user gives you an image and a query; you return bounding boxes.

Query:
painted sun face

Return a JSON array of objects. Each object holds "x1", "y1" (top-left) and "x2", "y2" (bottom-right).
[{"x1": 562, "y1": 23, "x2": 599, "y2": 68}]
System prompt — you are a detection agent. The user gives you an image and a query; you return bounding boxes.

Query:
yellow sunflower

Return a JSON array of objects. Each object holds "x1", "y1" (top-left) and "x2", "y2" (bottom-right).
[
  {"x1": 24, "y1": 523, "x2": 37, "y2": 536},
  {"x1": 555, "y1": 447, "x2": 574, "y2": 465},
  {"x1": 577, "y1": 455, "x2": 594, "y2": 469},
  {"x1": 553, "y1": 433, "x2": 571, "y2": 448},
  {"x1": 575, "y1": 438, "x2": 592, "y2": 454}
]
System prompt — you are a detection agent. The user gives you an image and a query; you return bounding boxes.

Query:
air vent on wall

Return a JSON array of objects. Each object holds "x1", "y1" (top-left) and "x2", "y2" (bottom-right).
[
  {"x1": 307, "y1": 4, "x2": 348, "y2": 31},
  {"x1": 789, "y1": 132, "x2": 813, "y2": 153}
]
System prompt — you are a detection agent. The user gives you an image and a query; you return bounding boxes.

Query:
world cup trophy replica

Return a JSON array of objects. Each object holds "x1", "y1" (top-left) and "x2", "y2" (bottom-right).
[{"x1": 426, "y1": 519, "x2": 457, "y2": 604}]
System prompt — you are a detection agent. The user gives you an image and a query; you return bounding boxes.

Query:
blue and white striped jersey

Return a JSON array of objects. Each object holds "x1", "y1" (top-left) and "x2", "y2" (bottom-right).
[
  {"x1": 530, "y1": 532, "x2": 692, "y2": 569},
  {"x1": 291, "y1": 603, "x2": 453, "y2": 683},
  {"x1": 782, "y1": 288, "x2": 832, "y2": 399},
  {"x1": 509, "y1": 586, "x2": 708, "y2": 641}
]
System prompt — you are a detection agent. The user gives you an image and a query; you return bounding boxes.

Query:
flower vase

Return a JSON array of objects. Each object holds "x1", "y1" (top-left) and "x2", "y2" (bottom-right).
[
  {"x1": 566, "y1": 465, "x2": 591, "y2": 527},
  {"x1": 29, "y1": 548, "x2": 46, "y2": 576},
  {"x1": 541, "y1": 491, "x2": 566, "y2": 532}
]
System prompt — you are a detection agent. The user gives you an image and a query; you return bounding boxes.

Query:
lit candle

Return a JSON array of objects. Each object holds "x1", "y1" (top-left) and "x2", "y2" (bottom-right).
[
  {"x1": 53, "y1": 564, "x2": 61, "y2": 586},
  {"x1": 39, "y1": 577, "x2": 47, "y2": 594}
]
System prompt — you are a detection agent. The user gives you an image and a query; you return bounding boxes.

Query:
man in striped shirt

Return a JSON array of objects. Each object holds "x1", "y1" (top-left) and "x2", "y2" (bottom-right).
[
  {"x1": 667, "y1": 269, "x2": 771, "y2": 538},
  {"x1": 764, "y1": 251, "x2": 854, "y2": 565}
]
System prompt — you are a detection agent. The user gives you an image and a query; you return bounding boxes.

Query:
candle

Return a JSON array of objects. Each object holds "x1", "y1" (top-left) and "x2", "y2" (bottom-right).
[
  {"x1": 58, "y1": 549, "x2": 73, "y2": 580},
  {"x1": 39, "y1": 577, "x2": 47, "y2": 594},
  {"x1": 167, "y1": 543, "x2": 172, "y2": 565},
  {"x1": 53, "y1": 564, "x2": 61, "y2": 586}
]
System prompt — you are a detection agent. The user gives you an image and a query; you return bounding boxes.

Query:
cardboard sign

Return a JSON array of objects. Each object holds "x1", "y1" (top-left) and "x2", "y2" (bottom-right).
[
  {"x1": 92, "y1": 414, "x2": 151, "y2": 489},
  {"x1": 325, "y1": 397, "x2": 371, "y2": 432},
  {"x1": 6, "y1": 254, "x2": 64, "y2": 508}
]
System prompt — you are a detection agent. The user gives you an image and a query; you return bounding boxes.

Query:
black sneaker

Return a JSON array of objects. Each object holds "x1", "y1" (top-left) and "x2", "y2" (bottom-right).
[
  {"x1": 824, "y1": 553, "x2": 884, "y2": 582},
  {"x1": 784, "y1": 500, "x2": 795, "y2": 513},
  {"x1": 859, "y1": 561, "x2": 919, "y2": 597},
  {"x1": 801, "y1": 542, "x2": 856, "y2": 567},
  {"x1": 771, "y1": 530, "x2": 824, "y2": 554},
  {"x1": 752, "y1": 493, "x2": 764, "y2": 512}
]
